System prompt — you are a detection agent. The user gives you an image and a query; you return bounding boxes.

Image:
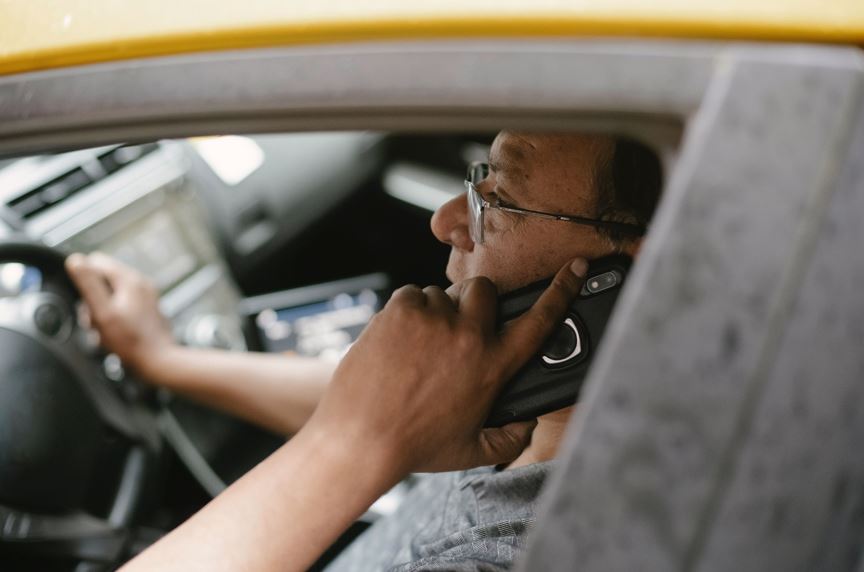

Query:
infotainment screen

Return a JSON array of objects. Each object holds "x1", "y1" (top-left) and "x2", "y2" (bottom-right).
[{"x1": 239, "y1": 273, "x2": 389, "y2": 360}]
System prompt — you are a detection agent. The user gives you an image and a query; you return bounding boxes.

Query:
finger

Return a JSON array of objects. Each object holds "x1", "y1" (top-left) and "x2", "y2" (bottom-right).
[
  {"x1": 421, "y1": 285, "x2": 453, "y2": 312},
  {"x1": 75, "y1": 301, "x2": 92, "y2": 329},
  {"x1": 65, "y1": 254, "x2": 113, "y2": 320},
  {"x1": 444, "y1": 281, "x2": 464, "y2": 306},
  {"x1": 87, "y1": 252, "x2": 140, "y2": 289},
  {"x1": 387, "y1": 284, "x2": 426, "y2": 307},
  {"x1": 499, "y1": 258, "x2": 588, "y2": 378},
  {"x1": 444, "y1": 276, "x2": 500, "y2": 305},
  {"x1": 453, "y1": 277, "x2": 498, "y2": 333},
  {"x1": 473, "y1": 420, "x2": 537, "y2": 467}
]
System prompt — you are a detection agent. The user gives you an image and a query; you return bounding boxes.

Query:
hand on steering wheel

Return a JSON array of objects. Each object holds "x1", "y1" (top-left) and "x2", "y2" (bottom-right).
[
  {"x1": 0, "y1": 239, "x2": 161, "y2": 567},
  {"x1": 65, "y1": 252, "x2": 175, "y2": 379}
]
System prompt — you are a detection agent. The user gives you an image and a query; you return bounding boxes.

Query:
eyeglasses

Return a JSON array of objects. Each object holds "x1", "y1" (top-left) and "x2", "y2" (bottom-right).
[{"x1": 464, "y1": 161, "x2": 646, "y2": 244}]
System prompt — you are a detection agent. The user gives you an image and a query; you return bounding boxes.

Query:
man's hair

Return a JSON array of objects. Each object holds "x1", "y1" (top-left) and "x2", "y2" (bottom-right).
[{"x1": 594, "y1": 138, "x2": 664, "y2": 243}]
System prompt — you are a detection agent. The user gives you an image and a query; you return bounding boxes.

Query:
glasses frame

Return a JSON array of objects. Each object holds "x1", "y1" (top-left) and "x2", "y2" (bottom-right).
[{"x1": 464, "y1": 161, "x2": 646, "y2": 244}]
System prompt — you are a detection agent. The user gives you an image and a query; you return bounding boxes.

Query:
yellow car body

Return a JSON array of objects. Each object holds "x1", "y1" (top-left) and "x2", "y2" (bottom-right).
[{"x1": 1, "y1": 0, "x2": 863, "y2": 76}]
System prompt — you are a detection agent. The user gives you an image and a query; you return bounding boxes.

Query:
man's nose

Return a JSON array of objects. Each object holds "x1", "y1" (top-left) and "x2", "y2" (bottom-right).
[{"x1": 430, "y1": 192, "x2": 474, "y2": 251}]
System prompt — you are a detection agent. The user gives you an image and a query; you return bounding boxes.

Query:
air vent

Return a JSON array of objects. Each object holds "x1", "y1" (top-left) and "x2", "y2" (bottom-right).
[
  {"x1": 5, "y1": 143, "x2": 159, "y2": 220},
  {"x1": 97, "y1": 143, "x2": 159, "y2": 175},
  {"x1": 7, "y1": 166, "x2": 92, "y2": 219}
]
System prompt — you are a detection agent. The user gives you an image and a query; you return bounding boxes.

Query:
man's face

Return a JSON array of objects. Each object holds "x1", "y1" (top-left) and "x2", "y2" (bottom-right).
[{"x1": 431, "y1": 131, "x2": 627, "y2": 293}]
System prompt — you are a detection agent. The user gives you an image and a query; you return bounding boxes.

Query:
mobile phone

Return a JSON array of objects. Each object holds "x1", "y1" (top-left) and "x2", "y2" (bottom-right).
[{"x1": 485, "y1": 254, "x2": 632, "y2": 427}]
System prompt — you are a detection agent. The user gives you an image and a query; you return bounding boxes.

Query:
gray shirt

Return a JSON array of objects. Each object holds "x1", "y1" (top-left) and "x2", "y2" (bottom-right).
[{"x1": 326, "y1": 461, "x2": 554, "y2": 571}]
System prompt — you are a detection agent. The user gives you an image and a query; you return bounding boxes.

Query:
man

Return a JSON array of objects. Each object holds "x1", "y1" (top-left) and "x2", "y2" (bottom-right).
[{"x1": 66, "y1": 131, "x2": 662, "y2": 570}]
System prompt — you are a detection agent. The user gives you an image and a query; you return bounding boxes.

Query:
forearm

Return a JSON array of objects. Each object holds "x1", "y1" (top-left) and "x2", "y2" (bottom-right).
[
  {"x1": 64, "y1": 252, "x2": 334, "y2": 434},
  {"x1": 121, "y1": 425, "x2": 396, "y2": 572},
  {"x1": 118, "y1": 261, "x2": 587, "y2": 572},
  {"x1": 136, "y1": 346, "x2": 336, "y2": 435}
]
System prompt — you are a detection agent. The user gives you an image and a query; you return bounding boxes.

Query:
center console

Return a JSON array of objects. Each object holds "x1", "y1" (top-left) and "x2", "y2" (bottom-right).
[{"x1": 0, "y1": 141, "x2": 252, "y2": 494}]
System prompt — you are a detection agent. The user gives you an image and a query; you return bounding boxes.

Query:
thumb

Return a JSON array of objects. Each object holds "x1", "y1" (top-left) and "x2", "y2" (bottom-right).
[{"x1": 474, "y1": 420, "x2": 537, "y2": 467}]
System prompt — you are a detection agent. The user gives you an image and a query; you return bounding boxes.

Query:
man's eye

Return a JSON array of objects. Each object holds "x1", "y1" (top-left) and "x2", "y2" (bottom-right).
[
  {"x1": 493, "y1": 195, "x2": 518, "y2": 210},
  {"x1": 481, "y1": 188, "x2": 517, "y2": 211},
  {"x1": 476, "y1": 189, "x2": 494, "y2": 202},
  {"x1": 484, "y1": 191, "x2": 503, "y2": 206}
]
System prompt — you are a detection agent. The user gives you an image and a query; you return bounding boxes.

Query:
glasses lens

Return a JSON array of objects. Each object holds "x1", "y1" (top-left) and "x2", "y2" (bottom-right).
[
  {"x1": 467, "y1": 181, "x2": 484, "y2": 244},
  {"x1": 465, "y1": 162, "x2": 490, "y2": 244},
  {"x1": 469, "y1": 163, "x2": 489, "y2": 184}
]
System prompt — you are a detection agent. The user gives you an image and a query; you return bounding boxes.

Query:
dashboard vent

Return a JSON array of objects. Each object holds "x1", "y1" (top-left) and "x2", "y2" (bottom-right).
[
  {"x1": 97, "y1": 143, "x2": 159, "y2": 175},
  {"x1": 7, "y1": 166, "x2": 92, "y2": 219},
  {"x1": 6, "y1": 143, "x2": 159, "y2": 220}
]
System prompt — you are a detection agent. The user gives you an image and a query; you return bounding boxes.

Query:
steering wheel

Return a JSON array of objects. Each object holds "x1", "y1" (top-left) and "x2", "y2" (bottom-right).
[{"x1": 0, "y1": 239, "x2": 162, "y2": 568}]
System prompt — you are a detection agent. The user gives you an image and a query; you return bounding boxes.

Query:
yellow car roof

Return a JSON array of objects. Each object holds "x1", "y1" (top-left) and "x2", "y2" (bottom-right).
[{"x1": 2, "y1": 0, "x2": 863, "y2": 76}]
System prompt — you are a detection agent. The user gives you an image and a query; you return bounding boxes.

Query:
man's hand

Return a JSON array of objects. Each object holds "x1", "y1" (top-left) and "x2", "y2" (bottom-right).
[
  {"x1": 65, "y1": 252, "x2": 175, "y2": 376},
  {"x1": 305, "y1": 257, "x2": 589, "y2": 476},
  {"x1": 121, "y1": 258, "x2": 588, "y2": 572}
]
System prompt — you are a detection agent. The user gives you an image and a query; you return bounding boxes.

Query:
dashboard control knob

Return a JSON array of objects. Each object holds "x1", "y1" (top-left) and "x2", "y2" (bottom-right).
[
  {"x1": 33, "y1": 302, "x2": 67, "y2": 338},
  {"x1": 102, "y1": 353, "x2": 125, "y2": 382}
]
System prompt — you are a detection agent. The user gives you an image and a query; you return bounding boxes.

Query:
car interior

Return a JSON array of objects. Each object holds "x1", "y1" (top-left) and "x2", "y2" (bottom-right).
[
  {"x1": 2, "y1": 130, "x2": 673, "y2": 570},
  {"x1": 1, "y1": 4, "x2": 863, "y2": 562}
]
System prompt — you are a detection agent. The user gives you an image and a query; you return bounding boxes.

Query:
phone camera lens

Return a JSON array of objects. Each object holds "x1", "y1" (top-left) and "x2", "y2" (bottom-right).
[{"x1": 585, "y1": 271, "x2": 620, "y2": 294}]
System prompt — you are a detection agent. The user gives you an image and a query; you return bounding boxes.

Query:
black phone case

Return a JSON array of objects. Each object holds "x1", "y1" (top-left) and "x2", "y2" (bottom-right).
[{"x1": 485, "y1": 255, "x2": 632, "y2": 427}]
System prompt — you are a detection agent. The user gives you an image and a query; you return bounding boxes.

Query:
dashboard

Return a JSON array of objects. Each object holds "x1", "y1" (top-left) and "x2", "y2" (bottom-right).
[
  {"x1": 0, "y1": 133, "x2": 468, "y2": 544},
  {"x1": 0, "y1": 133, "x2": 387, "y2": 482},
  {"x1": 1, "y1": 142, "x2": 242, "y2": 346},
  {"x1": 0, "y1": 134, "x2": 390, "y2": 344}
]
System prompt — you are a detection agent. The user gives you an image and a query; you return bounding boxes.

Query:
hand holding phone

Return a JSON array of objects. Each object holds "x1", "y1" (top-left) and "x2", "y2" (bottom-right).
[{"x1": 485, "y1": 255, "x2": 632, "y2": 427}]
